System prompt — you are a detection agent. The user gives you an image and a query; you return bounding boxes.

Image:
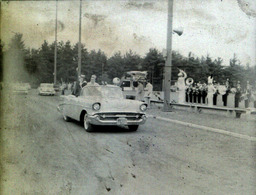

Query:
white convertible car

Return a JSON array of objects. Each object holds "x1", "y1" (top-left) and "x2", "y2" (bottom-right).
[
  {"x1": 57, "y1": 85, "x2": 147, "y2": 132},
  {"x1": 38, "y1": 83, "x2": 56, "y2": 95}
]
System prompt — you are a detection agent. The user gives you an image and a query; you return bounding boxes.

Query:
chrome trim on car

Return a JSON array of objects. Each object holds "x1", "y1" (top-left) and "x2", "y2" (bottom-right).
[{"x1": 87, "y1": 113, "x2": 147, "y2": 126}]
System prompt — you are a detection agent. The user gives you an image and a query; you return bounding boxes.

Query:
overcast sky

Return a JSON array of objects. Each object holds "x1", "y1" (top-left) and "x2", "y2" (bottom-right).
[{"x1": 1, "y1": 0, "x2": 256, "y2": 66}]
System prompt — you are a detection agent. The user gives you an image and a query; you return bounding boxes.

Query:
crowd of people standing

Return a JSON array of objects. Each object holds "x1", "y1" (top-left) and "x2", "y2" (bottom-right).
[{"x1": 177, "y1": 69, "x2": 256, "y2": 109}]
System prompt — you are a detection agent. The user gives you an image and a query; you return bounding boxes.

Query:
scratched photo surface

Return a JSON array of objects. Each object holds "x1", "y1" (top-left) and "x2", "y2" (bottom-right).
[{"x1": 0, "y1": 0, "x2": 255, "y2": 194}]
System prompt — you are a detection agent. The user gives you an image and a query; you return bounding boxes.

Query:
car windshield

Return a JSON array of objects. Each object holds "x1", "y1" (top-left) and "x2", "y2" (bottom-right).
[
  {"x1": 120, "y1": 81, "x2": 130, "y2": 88},
  {"x1": 14, "y1": 83, "x2": 27, "y2": 89},
  {"x1": 81, "y1": 86, "x2": 123, "y2": 99},
  {"x1": 41, "y1": 84, "x2": 53, "y2": 88}
]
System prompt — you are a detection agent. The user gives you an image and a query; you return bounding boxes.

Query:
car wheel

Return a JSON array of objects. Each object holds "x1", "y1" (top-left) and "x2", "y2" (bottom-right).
[
  {"x1": 128, "y1": 125, "x2": 139, "y2": 131},
  {"x1": 83, "y1": 114, "x2": 93, "y2": 132},
  {"x1": 63, "y1": 114, "x2": 71, "y2": 122}
]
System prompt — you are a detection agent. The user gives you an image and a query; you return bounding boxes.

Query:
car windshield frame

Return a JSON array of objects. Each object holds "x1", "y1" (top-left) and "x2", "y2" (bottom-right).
[
  {"x1": 41, "y1": 84, "x2": 54, "y2": 88},
  {"x1": 120, "y1": 81, "x2": 131, "y2": 88},
  {"x1": 80, "y1": 86, "x2": 123, "y2": 99}
]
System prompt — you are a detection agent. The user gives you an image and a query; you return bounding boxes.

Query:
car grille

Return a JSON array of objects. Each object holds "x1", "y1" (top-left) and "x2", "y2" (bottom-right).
[{"x1": 97, "y1": 113, "x2": 144, "y2": 121}]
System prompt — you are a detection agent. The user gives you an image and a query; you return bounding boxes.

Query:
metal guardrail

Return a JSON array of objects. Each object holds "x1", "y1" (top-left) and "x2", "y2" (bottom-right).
[{"x1": 150, "y1": 99, "x2": 253, "y2": 118}]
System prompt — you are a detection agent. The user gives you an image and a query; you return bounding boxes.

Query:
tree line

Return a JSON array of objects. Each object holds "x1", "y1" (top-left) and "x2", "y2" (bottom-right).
[{"x1": 1, "y1": 33, "x2": 255, "y2": 90}]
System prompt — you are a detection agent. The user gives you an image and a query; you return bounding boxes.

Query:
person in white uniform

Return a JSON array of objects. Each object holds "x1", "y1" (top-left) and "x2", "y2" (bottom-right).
[
  {"x1": 177, "y1": 69, "x2": 187, "y2": 103},
  {"x1": 207, "y1": 75, "x2": 216, "y2": 106}
]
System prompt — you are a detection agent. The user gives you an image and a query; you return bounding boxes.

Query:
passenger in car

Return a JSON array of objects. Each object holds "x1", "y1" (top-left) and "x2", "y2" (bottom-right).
[
  {"x1": 87, "y1": 75, "x2": 99, "y2": 86},
  {"x1": 72, "y1": 75, "x2": 87, "y2": 96}
]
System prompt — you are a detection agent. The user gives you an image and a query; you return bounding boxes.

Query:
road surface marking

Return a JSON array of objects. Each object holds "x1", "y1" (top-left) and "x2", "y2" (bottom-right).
[{"x1": 148, "y1": 115, "x2": 256, "y2": 142}]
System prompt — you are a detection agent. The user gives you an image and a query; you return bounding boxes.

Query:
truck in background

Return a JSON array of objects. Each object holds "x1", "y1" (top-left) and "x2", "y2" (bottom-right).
[{"x1": 119, "y1": 71, "x2": 147, "y2": 100}]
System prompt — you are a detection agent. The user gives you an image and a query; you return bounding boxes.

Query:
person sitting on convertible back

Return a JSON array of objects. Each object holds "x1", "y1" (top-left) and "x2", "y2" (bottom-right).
[{"x1": 87, "y1": 75, "x2": 99, "y2": 86}]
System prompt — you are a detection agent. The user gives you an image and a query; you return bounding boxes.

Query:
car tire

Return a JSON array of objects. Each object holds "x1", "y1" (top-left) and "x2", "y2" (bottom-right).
[
  {"x1": 128, "y1": 125, "x2": 139, "y2": 131},
  {"x1": 63, "y1": 114, "x2": 71, "y2": 122},
  {"x1": 83, "y1": 113, "x2": 94, "y2": 132}
]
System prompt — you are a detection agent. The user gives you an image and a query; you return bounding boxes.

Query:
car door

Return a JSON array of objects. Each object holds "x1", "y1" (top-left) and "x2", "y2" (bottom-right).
[
  {"x1": 71, "y1": 87, "x2": 91, "y2": 121},
  {"x1": 71, "y1": 96, "x2": 84, "y2": 121},
  {"x1": 68, "y1": 87, "x2": 87, "y2": 121},
  {"x1": 62, "y1": 95, "x2": 75, "y2": 119}
]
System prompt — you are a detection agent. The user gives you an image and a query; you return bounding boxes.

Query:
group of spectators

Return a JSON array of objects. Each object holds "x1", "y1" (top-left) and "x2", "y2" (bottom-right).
[
  {"x1": 183, "y1": 77, "x2": 256, "y2": 109},
  {"x1": 60, "y1": 74, "x2": 154, "y2": 102}
]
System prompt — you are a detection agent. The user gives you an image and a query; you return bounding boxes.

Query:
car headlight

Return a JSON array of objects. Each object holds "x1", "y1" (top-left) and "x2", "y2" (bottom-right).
[
  {"x1": 140, "y1": 104, "x2": 147, "y2": 112},
  {"x1": 92, "y1": 103, "x2": 101, "y2": 111}
]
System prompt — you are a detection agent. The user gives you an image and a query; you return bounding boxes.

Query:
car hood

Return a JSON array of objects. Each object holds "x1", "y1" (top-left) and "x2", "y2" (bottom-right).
[
  {"x1": 102, "y1": 98, "x2": 143, "y2": 112},
  {"x1": 78, "y1": 97, "x2": 145, "y2": 113},
  {"x1": 13, "y1": 86, "x2": 28, "y2": 91}
]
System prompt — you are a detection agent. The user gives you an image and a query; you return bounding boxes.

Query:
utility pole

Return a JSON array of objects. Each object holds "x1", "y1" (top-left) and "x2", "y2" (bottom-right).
[
  {"x1": 102, "y1": 63, "x2": 104, "y2": 78},
  {"x1": 78, "y1": 0, "x2": 82, "y2": 79},
  {"x1": 54, "y1": 0, "x2": 58, "y2": 85},
  {"x1": 163, "y1": 0, "x2": 173, "y2": 111}
]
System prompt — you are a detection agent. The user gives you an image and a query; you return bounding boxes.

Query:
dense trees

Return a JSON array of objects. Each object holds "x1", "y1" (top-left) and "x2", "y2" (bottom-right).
[
  {"x1": 142, "y1": 48, "x2": 165, "y2": 90},
  {"x1": 1, "y1": 33, "x2": 255, "y2": 90},
  {"x1": 3, "y1": 33, "x2": 29, "y2": 82}
]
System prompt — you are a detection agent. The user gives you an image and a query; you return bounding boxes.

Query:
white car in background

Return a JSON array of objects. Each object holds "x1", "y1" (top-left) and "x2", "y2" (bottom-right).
[
  {"x1": 38, "y1": 83, "x2": 55, "y2": 96},
  {"x1": 12, "y1": 83, "x2": 29, "y2": 95},
  {"x1": 57, "y1": 85, "x2": 147, "y2": 132}
]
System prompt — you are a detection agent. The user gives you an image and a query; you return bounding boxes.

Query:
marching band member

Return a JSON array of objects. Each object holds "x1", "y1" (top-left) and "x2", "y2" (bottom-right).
[
  {"x1": 177, "y1": 69, "x2": 187, "y2": 104},
  {"x1": 197, "y1": 82, "x2": 202, "y2": 104},
  {"x1": 244, "y1": 81, "x2": 252, "y2": 108},
  {"x1": 189, "y1": 84, "x2": 193, "y2": 103},
  {"x1": 234, "y1": 81, "x2": 242, "y2": 108},
  {"x1": 185, "y1": 77, "x2": 193, "y2": 103},
  {"x1": 207, "y1": 75, "x2": 216, "y2": 107},
  {"x1": 213, "y1": 81, "x2": 219, "y2": 106},
  {"x1": 192, "y1": 83, "x2": 198, "y2": 103},
  {"x1": 201, "y1": 83, "x2": 208, "y2": 104},
  {"x1": 185, "y1": 85, "x2": 189, "y2": 103},
  {"x1": 222, "y1": 78, "x2": 230, "y2": 106},
  {"x1": 208, "y1": 74, "x2": 213, "y2": 85}
]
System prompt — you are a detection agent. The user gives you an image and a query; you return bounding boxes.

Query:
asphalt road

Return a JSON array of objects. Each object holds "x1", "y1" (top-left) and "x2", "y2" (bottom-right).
[{"x1": 1, "y1": 90, "x2": 255, "y2": 194}]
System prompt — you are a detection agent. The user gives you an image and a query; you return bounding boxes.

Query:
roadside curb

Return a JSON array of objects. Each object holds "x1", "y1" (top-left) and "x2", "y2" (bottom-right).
[{"x1": 148, "y1": 115, "x2": 256, "y2": 142}]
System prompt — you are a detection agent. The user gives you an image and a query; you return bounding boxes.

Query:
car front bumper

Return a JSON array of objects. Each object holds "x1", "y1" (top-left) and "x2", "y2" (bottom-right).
[
  {"x1": 13, "y1": 90, "x2": 28, "y2": 94},
  {"x1": 39, "y1": 91, "x2": 55, "y2": 95},
  {"x1": 87, "y1": 113, "x2": 147, "y2": 126}
]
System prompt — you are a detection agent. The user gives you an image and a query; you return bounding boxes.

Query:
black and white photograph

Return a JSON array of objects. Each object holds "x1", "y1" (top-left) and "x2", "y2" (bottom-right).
[{"x1": 0, "y1": 0, "x2": 255, "y2": 194}]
